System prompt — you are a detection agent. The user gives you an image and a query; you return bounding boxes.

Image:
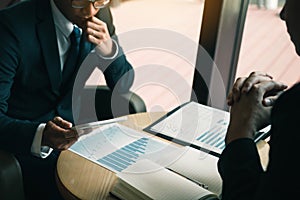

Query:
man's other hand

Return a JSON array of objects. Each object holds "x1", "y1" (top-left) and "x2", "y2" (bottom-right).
[{"x1": 42, "y1": 116, "x2": 79, "y2": 151}]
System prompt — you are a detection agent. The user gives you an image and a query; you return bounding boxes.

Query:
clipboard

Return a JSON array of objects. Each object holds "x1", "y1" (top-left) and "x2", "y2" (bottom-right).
[{"x1": 144, "y1": 101, "x2": 271, "y2": 157}]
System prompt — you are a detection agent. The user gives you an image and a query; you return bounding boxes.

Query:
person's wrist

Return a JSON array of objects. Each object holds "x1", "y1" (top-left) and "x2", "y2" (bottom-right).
[
  {"x1": 225, "y1": 121, "x2": 256, "y2": 145},
  {"x1": 95, "y1": 39, "x2": 118, "y2": 59}
]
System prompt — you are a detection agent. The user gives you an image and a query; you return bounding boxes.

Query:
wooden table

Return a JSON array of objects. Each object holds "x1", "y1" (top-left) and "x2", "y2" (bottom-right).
[
  {"x1": 56, "y1": 112, "x2": 270, "y2": 200},
  {"x1": 56, "y1": 112, "x2": 165, "y2": 200}
]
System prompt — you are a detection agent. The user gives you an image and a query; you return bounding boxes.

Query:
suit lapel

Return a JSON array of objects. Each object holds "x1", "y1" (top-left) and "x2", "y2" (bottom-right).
[{"x1": 36, "y1": 0, "x2": 62, "y2": 95}]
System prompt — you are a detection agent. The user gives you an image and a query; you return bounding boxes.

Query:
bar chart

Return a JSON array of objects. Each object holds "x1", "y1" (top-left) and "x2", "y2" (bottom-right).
[
  {"x1": 70, "y1": 123, "x2": 170, "y2": 173},
  {"x1": 98, "y1": 138, "x2": 148, "y2": 172},
  {"x1": 195, "y1": 119, "x2": 227, "y2": 152}
]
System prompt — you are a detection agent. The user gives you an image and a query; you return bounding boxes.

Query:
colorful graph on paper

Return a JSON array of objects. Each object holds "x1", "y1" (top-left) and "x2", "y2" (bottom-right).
[{"x1": 69, "y1": 123, "x2": 171, "y2": 173}]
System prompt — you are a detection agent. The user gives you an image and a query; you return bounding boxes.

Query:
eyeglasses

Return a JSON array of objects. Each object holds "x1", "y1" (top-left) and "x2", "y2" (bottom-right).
[{"x1": 72, "y1": 0, "x2": 110, "y2": 9}]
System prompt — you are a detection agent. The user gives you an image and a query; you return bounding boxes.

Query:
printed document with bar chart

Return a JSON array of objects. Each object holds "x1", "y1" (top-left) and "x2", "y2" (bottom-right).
[
  {"x1": 69, "y1": 123, "x2": 179, "y2": 173},
  {"x1": 144, "y1": 101, "x2": 270, "y2": 156},
  {"x1": 69, "y1": 122, "x2": 224, "y2": 199}
]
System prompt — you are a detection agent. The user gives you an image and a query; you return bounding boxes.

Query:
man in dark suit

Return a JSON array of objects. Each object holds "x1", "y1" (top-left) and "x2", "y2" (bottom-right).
[
  {"x1": 217, "y1": 0, "x2": 300, "y2": 199},
  {"x1": 0, "y1": 0, "x2": 133, "y2": 199}
]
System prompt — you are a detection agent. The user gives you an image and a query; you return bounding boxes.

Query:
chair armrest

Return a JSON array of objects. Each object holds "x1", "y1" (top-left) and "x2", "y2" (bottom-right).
[
  {"x1": 0, "y1": 150, "x2": 25, "y2": 200},
  {"x1": 80, "y1": 85, "x2": 147, "y2": 121}
]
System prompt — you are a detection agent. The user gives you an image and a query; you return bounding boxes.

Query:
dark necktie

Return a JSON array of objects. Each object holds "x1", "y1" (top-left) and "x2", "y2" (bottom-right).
[{"x1": 62, "y1": 26, "x2": 81, "y2": 85}]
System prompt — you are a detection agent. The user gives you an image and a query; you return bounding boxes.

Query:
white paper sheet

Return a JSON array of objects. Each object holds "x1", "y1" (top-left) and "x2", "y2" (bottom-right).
[
  {"x1": 113, "y1": 159, "x2": 217, "y2": 200},
  {"x1": 145, "y1": 101, "x2": 230, "y2": 155},
  {"x1": 69, "y1": 123, "x2": 179, "y2": 173}
]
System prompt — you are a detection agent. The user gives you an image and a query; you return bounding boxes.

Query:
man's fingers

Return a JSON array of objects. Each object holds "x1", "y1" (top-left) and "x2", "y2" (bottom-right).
[
  {"x1": 46, "y1": 120, "x2": 66, "y2": 133},
  {"x1": 263, "y1": 96, "x2": 278, "y2": 106},
  {"x1": 87, "y1": 27, "x2": 106, "y2": 38},
  {"x1": 226, "y1": 92, "x2": 234, "y2": 106},
  {"x1": 249, "y1": 71, "x2": 273, "y2": 79},
  {"x1": 43, "y1": 120, "x2": 78, "y2": 149},
  {"x1": 47, "y1": 120, "x2": 78, "y2": 139},
  {"x1": 52, "y1": 117, "x2": 78, "y2": 139},
  {"x1": 86, "y1": 18, "x2": 108, "y2": 35},
  {"x1": 258, "y1": 81, "x2": 287, "y2": 93},
  {"x1": 228, "y1": 72, "x2": 280, "y2": 106},
  {"x1": 64, "y1": 130, "x2": 79, "y2": 139},
  {"x1": 261, "y1": 83, "x2": 287, "y2": 106},
  {"x1": 242, "y1": 73, "x2": 273, "y2": 93},
  {"x1": 251, "y1": 81, "x2": 287, "y2": 104},
  {"x1": 53, "y1": 116, "x2": 72, "y2": 129},
  {"x1": 231, "y1": 77, "x2": 246, "y2": 102},
  {"x1": 89, "y1": 16, "x2": 107, "y2": 26}
]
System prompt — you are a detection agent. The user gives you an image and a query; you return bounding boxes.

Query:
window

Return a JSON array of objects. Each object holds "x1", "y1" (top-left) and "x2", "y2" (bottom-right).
[
  {"x1": 87, "y1": 0, "x2": 205, "y2": 112},
  {"x1": 236, "y1": 1, "x2": 300, "y2": 88}
]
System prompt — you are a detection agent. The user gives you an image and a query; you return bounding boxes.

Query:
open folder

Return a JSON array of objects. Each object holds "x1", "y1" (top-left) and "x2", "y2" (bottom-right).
[
  {"x1": 143, "y1": 101, "x2": 271, "y2": 157},
  {"x1": 111, "y1": 158, "x2": 220, "y2": 200}
]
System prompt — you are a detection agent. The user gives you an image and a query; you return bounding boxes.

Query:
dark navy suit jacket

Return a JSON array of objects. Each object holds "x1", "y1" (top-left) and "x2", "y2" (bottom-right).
[{"x1": 0, "y1": 0, "x2": 134, "y2": 155}]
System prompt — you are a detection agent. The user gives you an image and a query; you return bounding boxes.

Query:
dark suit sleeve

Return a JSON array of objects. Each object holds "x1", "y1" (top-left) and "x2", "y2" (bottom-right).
[
  {"x1": 217, "y1": 139, "x2": 264, "y2": 200},
  {"x1": 96, "y1": 7, "x2": 134, "y2": 94},
  {"x1": 218, "y1": 84, "x2": 300, "y2": 200},
  {"x1": 0, "y1": 11, "x2": 39, "y2": 155}
]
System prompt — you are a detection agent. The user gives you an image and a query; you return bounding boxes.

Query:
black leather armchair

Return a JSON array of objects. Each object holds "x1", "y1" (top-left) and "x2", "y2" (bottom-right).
[
  {"x1": 79, "y1": 85, "x2": 147, "y2": 122},
  {"x1": 94, "y1": 85, "x2": 146, "y2": 120},
  {"x1": 0, "y1": 86, "x2": 146, "y2": 200},
  {"x1": 0, "y1": 150, "x2": 25, "y2": 200}
]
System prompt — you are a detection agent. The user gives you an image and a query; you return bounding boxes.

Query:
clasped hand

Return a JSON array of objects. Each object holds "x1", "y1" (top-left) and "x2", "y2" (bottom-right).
[{"x1": 225, "y1": 71, "x2": 287, "y2": 144}]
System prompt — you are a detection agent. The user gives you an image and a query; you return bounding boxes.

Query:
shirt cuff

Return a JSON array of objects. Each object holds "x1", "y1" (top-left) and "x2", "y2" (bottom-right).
[
  {"x1": 31, "y1": 123, "x2": 53, "y2": 158},
  {"x1": 95, "y1": 39, "x2": 119, "y2": 60}
]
